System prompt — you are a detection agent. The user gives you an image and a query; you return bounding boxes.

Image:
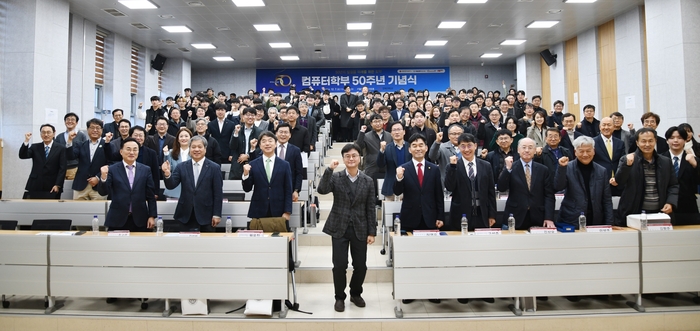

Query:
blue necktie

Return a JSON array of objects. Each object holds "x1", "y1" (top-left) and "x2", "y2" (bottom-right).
[
  {"x1": 673, "y1": 157, "x2": 680, "y2": 178},
  {"x1": 44, "y1": 146, "x2": 49, "y2": 158}
]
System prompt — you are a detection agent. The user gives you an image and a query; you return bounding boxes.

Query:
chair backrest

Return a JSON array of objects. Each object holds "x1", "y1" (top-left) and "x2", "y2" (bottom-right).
[
  {"x1": 163, "y1": 219, "x2": 180, "y2": 232},
  {"x1": 31, "y1": 219, "x2": 72, "y2": 231},
  {"x1": 0, "y1": 220, "x2": 18, "y2": 230},
  {"x1": 223, "y1": 193, "x2": 245, "y2": 201}
]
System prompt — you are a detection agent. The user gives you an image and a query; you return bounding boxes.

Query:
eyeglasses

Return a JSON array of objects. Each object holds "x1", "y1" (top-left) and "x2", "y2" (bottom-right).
[{"x1": 343, "y1": 154, "x2": 360, "y2": 159}]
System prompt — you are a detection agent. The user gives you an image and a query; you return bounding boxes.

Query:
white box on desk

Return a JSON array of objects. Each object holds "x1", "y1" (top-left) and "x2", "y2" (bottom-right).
[{"x1": 626, "y1": 213, "x2": 671, "y2": 229}]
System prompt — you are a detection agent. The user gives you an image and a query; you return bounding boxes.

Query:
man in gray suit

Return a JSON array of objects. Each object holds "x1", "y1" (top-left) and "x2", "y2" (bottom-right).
[
  {"x1": 317, "y1": 144, "x2": 376, "y2": 313},
  {"x1": 428, "y1": 123, "x2": 464, "y2": 189},
  {"x1": 355, "y1": 114, "x2": 392, "y2": 200}
]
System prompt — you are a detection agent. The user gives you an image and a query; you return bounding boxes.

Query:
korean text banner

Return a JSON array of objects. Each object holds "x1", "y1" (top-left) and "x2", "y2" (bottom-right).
[{"x1": 256, "y1": 67, "x2": 450, "y2": 93}]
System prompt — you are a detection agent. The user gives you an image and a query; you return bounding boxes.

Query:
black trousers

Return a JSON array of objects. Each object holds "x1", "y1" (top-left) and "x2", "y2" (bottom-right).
[
  {"x1": 179, "y1": 209, "x2": 216, "y2": 232},
  {"x1": 468, "y1": 208, "x2": 486, "y2": 231},
  {"x1": 109, "y1": 214, "x2": 149, "y2": 232},
  {"x1": 331, "y1": 225, "x2": 367, "y2": 300}
]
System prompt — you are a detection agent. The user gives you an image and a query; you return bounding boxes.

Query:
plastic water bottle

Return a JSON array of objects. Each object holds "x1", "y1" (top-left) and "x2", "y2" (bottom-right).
[
  {"x1": 394, "y1": 216, "x2": 401, "y2": 236},
  {"x1": 579, "y1": 212, "x2": 587, "y2": 232},
  {"x1": 156, "y1": 216, "x2": 163, "y2": 236},
  {"x1": 640, "y1": 210, "x2": 647, "y2": 231},
  {"x1": 507, "y1": 214, "x2": 515, "y2": 233},
  {"x1": 225, "y1": 216, "x2": 232, "y2": 236},
  {"x1": 461, "y1": 214, "x2": 468, "y2": 235},
  {"x1": 92, "y1": 215, "x2": 99, "y2": 235}
]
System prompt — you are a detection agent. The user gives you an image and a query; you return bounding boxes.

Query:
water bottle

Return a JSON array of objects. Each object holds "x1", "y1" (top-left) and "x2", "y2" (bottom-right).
[
  {"x1": 507, "y1": 214, "x2": 515, "y2": 233},
  {"x1": 579, "y1": 212, "x2": 587, "y2": 232},
  {"x1": 156, "y1": 216, "x2": 163, "y2": 236},
  {"x1": 394, "y1": 216, "x2": 401, "y2": 236},
  {"x1": 92, "y1": 215, "x2": 99, "y2": 235},
  {"x1": 225, "y1": 216, "x2": 232, "y2": 236},
  {"x1": 640, "y1": 210, "x2": 647, "y2": 231},
  {"x1": 461, "y1": 214, "x2": 468, "y2": 235}
]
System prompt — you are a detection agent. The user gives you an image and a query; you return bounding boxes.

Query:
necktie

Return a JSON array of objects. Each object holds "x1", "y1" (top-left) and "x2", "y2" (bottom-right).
[
  {"x1": 44, "y1": 145, "x2": 50, "y2": 158},
  {"x1": 417, "y1": 163, "x2": 424, "y2": 187},
  {"x1": 468, "y1": 162, "x2": 475, "y2": 181},
  {"x1": 265, "y1": 158, "x2": 272, "y2": 182},
  {"x1": 525, "y1": 163, "x2": 531, "y2": 190},
  {"x1": 279, "y1": 144, "x2": 286, "y2": 160},
  {"x1": 673, "y1": 157, "x2": 680, "y2": 178},
  {"x1": 605, "y1": 138, "x2": 613, "y2": 159},
  {"x1": 126, "y1": 164, "x2": 134, "y2": 188},
  {"x1": 193, "y1": 162, "x2": 200, "y2": 187}
]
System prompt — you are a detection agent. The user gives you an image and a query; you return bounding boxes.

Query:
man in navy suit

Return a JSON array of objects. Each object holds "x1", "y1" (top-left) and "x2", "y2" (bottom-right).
[
  {"x1": 498, "y1": 138, "x2": 555, "y2": 230},
  {"x1": 560, "y1": 113, "x2": 583, "y2": 153},
  {"x1": 230, "y1": 107, "x2": 262, "y2": 179},
  {"x1": 390, "y1": 98, "x2": 408, "y2": 122},
  {"x1": 162, "y1": 136, "x2": 223, "y2": 232},
  {"x1": 377, "y1": 121, "x2": 412, "y2": 200},
  {"x1": 274, "y1": 123, "x2": 304, "y2": 202},
  {"x1": 242, "y1": 131, "x2": 293, "y2": 220},
  {"x1": 208, "y1": 103, "x2": 236, "y2": 164},
  {"x1": 96, "y1": 138, "x2": 157, "y2": 232},
  {"x1": 104, "y1": 126, "x2": 161, "y2": 197},
  {"x1": 19, "y1": 124, "x2": 67, "y2": 199},
  {"x1": 593, "y1": 117, "x2": 626, "y2": 196},
  {"x1": 66, "y1": 118, "x2": 110, "y2": 200}
]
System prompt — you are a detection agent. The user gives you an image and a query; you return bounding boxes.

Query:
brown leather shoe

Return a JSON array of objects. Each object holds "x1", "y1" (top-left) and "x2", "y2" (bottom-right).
[
  {"x1": 334, "y1": 299, "x2": 345, "y2": 312},
  {"x1": 350, "y1": 296, "x2": 366, "y2": 308}
]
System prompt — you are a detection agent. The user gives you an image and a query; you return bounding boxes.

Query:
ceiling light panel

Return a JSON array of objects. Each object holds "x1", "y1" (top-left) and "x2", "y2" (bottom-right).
[
  {"x1": 254, "y1": 24, "x2": 281, "y2": 31},
  {"x1": 118, "y1": 0, "x2": 158, "y2": 9},
  {"x1": 348, "y1": 41, "x2": 369, "y2": 47},
  {"x1": 191, "y1": 43, "x2": 216, "y2": 49},
  {"x1": 481, "y1": 53, "x2": 502, "y2": 58},
  {"x1": 438, "y1": 21, "x2": 466, "y2": 29},
  {"x1": 161, "y1": 25, "x2": 192, "y2": 33},
  {"x1": 415, "y1": 54, "x2": 434, "y2": 59},
  {"x1": 456, "y1": 0, "x2": 488, "y2": 3},
  {"x1": 347, "y1": 0, "x2": 376, "y2": 4},
  {"x1": 280, "y1": 56, "x2": 299, "y2": 61},
  {"x1": 526, "y1": 21, "x2": 559, "y2": 28},
  {"x1": 232, "y1": 0, "x2": 265, "y2": 6},
  {"x1": 347, "y1": 23, "x2": 372, "y2": 30},
  {"x1": 213, "y1": 56, "x2": 234, "y2": 61},
  {"x1": 500, "y1": 39, "x2": 526, "y2": 45},
  {"x1": 425, "y1": 40, "x2": 448, "y2": 46},
  {"x1": 348, "y1": 55, "x2": 367, "y2": 60},
  {"x1": 565, "y1": 0, "x2": 597, "y2": 3},
  {"x1": 269, "y1": 42, "x2": 292, "y2": 48}
]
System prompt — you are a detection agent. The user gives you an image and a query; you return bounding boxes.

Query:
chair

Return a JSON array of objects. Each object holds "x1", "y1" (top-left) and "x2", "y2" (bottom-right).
[
  {"x1": 163, "y1": 219, "x2": 180, "y2": 232},
  {"x1": 0, "y1": 220, "x2": 18, "y2": 230},
  {"x1": 223, "y1": 193, "x2": 245, "y2": 201},
  {"x1": 31, "y1": 219, "x2": 72, "y2": 231}
]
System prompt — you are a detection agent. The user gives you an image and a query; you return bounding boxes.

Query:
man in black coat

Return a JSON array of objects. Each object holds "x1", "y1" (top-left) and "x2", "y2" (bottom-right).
[
  {"x1": 19, "y1": 124, "x2": 66, "y2": 199},
  {"x1": 535, "y1": 128, "x2": 572, "y2": 185},
  {"x1": 662, "y1": 126, "x2": 700, "y2": 225},
  {"x1": 339, "y1": 85, "x2": 359, "y2": 142},
  {"x1": 144, "y1": 96, "x2": 166, "y2": 136}
]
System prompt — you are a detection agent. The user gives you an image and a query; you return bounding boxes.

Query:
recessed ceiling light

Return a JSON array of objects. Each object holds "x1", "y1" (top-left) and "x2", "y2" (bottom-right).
[
  {"x1": 438, "y1": 21, "x2": 466, "y2": 29},
  {"x1": 500, "y1": 39, "x2": 526, "y2": 45},
  {"x1": 269, "y1": 42, "x2": 292, "y2": 48},
  {"x1": 348, "y1": 41, "x2": 369, "y2": 47},
  {"x1": 425, "y1": 40, "x2": 448, "y2": 46},
  {"x1": 526, "y1": 21, "x2": 559, "y2": 28},
  {"x1": 254, "y1": 24, "x2": 281, "y2": 31},
  {"x1": 481, "y1": 53, "x2": 502, "y2": 58},
  {"x1": 547, "y1": 9, "x2": 563, "y2": 14},
  {"x1": 158, "y1": 14, "x2": 175, "y2": 19},
  {"x1": 415, "y1": 54, "x2": 434, "y2": 59},
  {"x1": 347, "y1": 0, "x2": 376, "y2": 4},
  {"x1": 348, "y1": 55, "x2": 366, "y2": 60},
  {"x1": 161, "y1": 25, "x2": 192, "y2": 33},
  {"x1": 213, "y1": 56, "x2": 234, "y2": 61},
  {"x1": 565, "y1": 0, "x2": 596, "y2": 3},
  {"x1": 457, "y1": 0, "x2": 488, "y2": 3},
  {"x1": 280, "y1": 55, "x2": 299, "y2": 61},
  {"x1": 118, "y1": 0, "x2": 158, "y2": 9},
  {"x1": 216, "y1": 27, "x2": 231, "y2": 31},
  {"x1": 347, "y1": 22, "x2": 372, "y2": 30},
  {"x1": 191, "y1": 43, "x2": 216, "y2": 49},
  {"x1": 232, "y1": 0, "x2": 265, "y2": 7},
  {"x1": 187, "y1": 1, "x2": 204, "y2": 6}
]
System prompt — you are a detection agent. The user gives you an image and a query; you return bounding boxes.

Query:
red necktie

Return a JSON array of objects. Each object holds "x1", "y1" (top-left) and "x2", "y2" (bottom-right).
[{"x1": 417, "y1": 163, "x2": 423, "y2": 187}]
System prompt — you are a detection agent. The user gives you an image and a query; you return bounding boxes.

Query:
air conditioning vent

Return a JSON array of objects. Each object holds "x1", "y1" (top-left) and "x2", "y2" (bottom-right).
[
  {"x1": 130, "y1": 23, "x2": 150, "y2": 30},
  {"x1": 103, "y1": 8, "x2": 127, "y2": 17}
]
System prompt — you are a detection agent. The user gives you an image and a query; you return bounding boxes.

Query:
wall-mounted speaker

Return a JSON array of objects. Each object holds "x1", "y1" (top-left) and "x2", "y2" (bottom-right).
[
  {"x1": 540, "y1": 49, "x2": 557, "y2": 66},
  {"x1": 151, "y1": 54, "x2": 167, "y2": 71}
]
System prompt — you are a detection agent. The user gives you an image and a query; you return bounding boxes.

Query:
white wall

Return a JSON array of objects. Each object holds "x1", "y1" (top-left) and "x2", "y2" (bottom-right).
[
  {"x1": 577, "y1": 27, "x2": 601, "y2": 116},
  {"x1": 549, "y1": 42, "x2": 567, "y2": 108},
  {"x1": 516, "y1": 54, "x2": 542, "y2": 98},
  {"x1": 161, "y1": 57, "x2": 192, "y2": 99},
  {"x1": 615, "y1": 6, "x2": 647, "y2": 126},
  {"x1": 449, "y1": 65, "x2": 516, "y2": 93},
  {"x1": 67, "y1": 14, "x2": 96, "y2": 121},
  {"x1": 191, "y1": 68, "x2": 256, "y2": 96}
]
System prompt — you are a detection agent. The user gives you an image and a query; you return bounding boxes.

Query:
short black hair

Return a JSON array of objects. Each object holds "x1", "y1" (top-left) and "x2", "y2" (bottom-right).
[
  {"x1": 112, "y1": 109, "x2": 124, "y2": 116},
  {"x1": 64, "y1": 112, "x2": 79, "y2": 122},
  {"x1": 517, "y1": 90, "x2": 525, "y2": 96},
  {"x1": 121, "y1": 137, "x2": 139, "y2": 149},
  {"x1": 562, "y1": 113, "x2": 576, "y2": 121},
  {"x1": 242, "y1": 107, "x2": 257, "y2": 116},
  {"x1": 495, "y1": 129, "x2": 512, "y2": 139},
  {"x1": 635, "y1": 127, "x2": 657, "y2": 141},
  {"x1": 665, "y1": 126, "x2": 688, "y2": 141},
  {"x1": 408, "y1": 133, "x2": 427, "y2": 145},
  {"x1": 610, "y1": 111, "x2": 624, "y2": 119},
  {"x1": 184, "y1": 88, "x2": 192, "y2": 92},
  {"x1": 276, "y1": 122, "x2": 292, "y2": 132},
  {"x1": 166, "y1": 96, "x2": 174, "y2": 101},
  {"x1": 413, "y1": 109, "x2": 426, "y2": 118},
  {"x1": 86, "y1": 118, "x2": 104, "y2": 129},
  {"x1": 118, "y1": 119, "x2": 132, "y2": 127},
  {"x1": 553, "y1": 100, "x2": 564, "y2": 107},
  {"x1": 286, "y1": 106, "x2": 299, "y2": 115},
  {"x1": 369, "y1": 114, "x2": 382, "y2": 122},
  {"x1": 215, "y1": 102, "x2": 228, "y2": 110},
  {"x1": 389, "y1": 121, "x2": 404, "y2": 132},
  {"x1": 458, "y1": 133, "x2": 477, "y2": 145},
  {"x1": 150, "y1": 96, "x2": 161, "y2": 101},
  {"x1": 218, "y1": 91, "x2": 226, "y2": 97},
  {"x1": 258, "y1": 130, "x2": 277, "y2": 142},
  {"x1": 156, "y1": 116, "x2": 168, "y2": 125},
  {"x1": 531, "y1": 95, "x2": 542, "y2": 101},
  {"x1": 130, "y1": 125, "x2": 146, "y2": 136},
  {"x1": 341, "y1": 143, "x2": 361, "y2": 156},
  {"x1": 40, "y1": 123, "x2": 56, "y2": 133},
  {"x1": 546, "y1": 127, "x2": 560, "y2": 136}
]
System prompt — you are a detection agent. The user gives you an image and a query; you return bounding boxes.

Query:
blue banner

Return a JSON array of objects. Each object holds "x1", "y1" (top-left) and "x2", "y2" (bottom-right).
[{"x1": 256, "y1": 67, "x2": 450, "y2": 94}]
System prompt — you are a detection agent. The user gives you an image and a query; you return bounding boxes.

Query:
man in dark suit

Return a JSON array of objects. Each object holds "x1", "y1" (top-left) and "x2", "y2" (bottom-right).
[
  {"x1": 390, "y1": 98, "x2": 408, "y2": 122},
  {"x1": 162, "y1": 136, "x2": 223, "y2": 232},
  {"x1": 535, "y1": 128, "x2": 572, "y2": 186},
  {"x1": 193, "y1": 118, "x2": 224, "y2": 165},
  {"x1": 498, "y1": 138, "x2": 555, "y2": 230},
  {"x1": 560, "y1": 113, "x2": 583, "y2": 153},
  {"x1": 251, "y1": 123, "x2": 304, "y2": 202},
  {"x1": 662, "y1": 127, "x2": 699, "y2": 225},
  {"x1": 593, "y1": 117, "x2": 626, "y2": 196},
  {"x1": 339, "y1": 85, "x2": 359, "y2": 142},
  {"x1": 612, "y1": 128, "x2": 679, "y2": 226},
  {"x1": 103, "y1": 126, "x2": 161, "y2": 197},
  {"x1": 298, "y1": 101, "x2": 317, "y2": 149},
  {"x1": 144, "y1": 116, "x2": 175, "y2": 165},
  {"x1": 576, "y1": 104, "x2": 600, "y2": 137},
  {"x1": 65, "y1": 118, "x2": 110, "y2": 200},
  {"x1": 242, "y1": 131, "x2": 293, "y2": 220},
  {"x1": 103, "y1": 109, "x2": 123, "y2": 138},
  {"x1": 628, "y1": 112, "x2": 669, "y2": 154},
  {"x1": 229, "y1": 107, "x2": 262, "y2": 179},
  {"x1": 429, "y1": 123, "x2": 464, "y2": 187},
  {"x1": 356, "y1": 114, "x2": 392, "y2": 179},
  {"x1": 317, "y1": 144, "x2": 376, "y2": 312},
  {"x1": 286, "y1": 106, "x2": 311, "y2": 154},
  {"x1": 54, "y1": 112, "x2": 87, "y2": 180},
  {"x1": 208, "y1": 103, "x2": 236, "y2": 164},
  {"x1": 377, "y1": 121, "x2": 412, "y2": 200},
  {"x1": 554, "y1": 136, "x2": 614, "y2": 227},
  {"x1": 145, "y1": 96, "x2": 166, "y2": 136},
  {"x1": 19, "y1": 124, "x2": 67, "y2": 199},
  {"x1": 405, "y1": 110, "x2": 436, "y2": 156},
  {"x1": 96, "y1": 138, "x2": 157, "y2": 232},
  {"x1": 484, "y1": 129, "x2": 519, "y2": 183}
]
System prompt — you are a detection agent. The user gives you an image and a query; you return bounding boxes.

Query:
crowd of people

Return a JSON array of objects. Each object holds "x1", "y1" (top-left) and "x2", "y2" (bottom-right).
[{"x1": 18, "y1": 83, "x2": 700, "y2": 311}]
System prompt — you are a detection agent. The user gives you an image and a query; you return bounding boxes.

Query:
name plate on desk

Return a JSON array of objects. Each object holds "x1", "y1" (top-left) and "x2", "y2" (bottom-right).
[
  {"x1": 412, "y1": 230, "x2": 440, "y2": 237},
  {"x1": 647, "y1": 223, "x2": 673, "y2": 231},
  {"x1": 529, "y1": 227, "x2": 557, "y2": 234},
  {"x1": 108, "y1": 230, "x2": 130, "y2": 236},
  {"x1": 586, "y1": 225, "x2": 613, "y2": 233},
  {"x1": 35, "y1": 231, "x2": 79, "y2": 236},
  {"x1": 474, "y1": 228, "x2": 501, "y2": 235},
  {"x1": 237, "y1": 230, "x2": 264, "y2": 237},
  {"x1": 179, "y1": 232, "x2": 201, "y2": 237}
]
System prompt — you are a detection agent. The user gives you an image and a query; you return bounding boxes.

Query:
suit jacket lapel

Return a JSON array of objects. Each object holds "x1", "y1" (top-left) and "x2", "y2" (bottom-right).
[
  {"x1": 195, "y1": 160, "x2": 208, "y2": 191},
  {"x1": 118, "y1": 163, "x2": 133, "y2": 192}
]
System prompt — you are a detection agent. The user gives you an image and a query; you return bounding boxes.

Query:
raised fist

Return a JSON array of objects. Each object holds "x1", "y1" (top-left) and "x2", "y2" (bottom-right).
[
  {"x1": 480, "y1": 119, "x2": 486, "y2": 124},
  {"x1": 504, "y1": 156, "x2": 514, "y2": 170},
  {"x1": 24, "y1": 132, "x2": 32, "y2": 143},
  {"x1": 235, "y1": 124, "x2": 241, "y2": 134},
  {"x1": 576, "y1": 122, "x2": 582, "y2": 129},
  {"x1": 626, "y1": 153, "x2": 635, "y2": 166},
  {"x1": 68, "y1": 131, "x2": 77, "y2": 142},
  {"x1": 250, "y1": 138, "x2": 258, "y2": 150},
  {"x1": 444, "y1": 119, "x2": 451, "y2": 126},
  {"x1": 188, "y1": 110, "x2": 193, "y2": 118},
  {"x1": 396, "y1": 166, "x2": 405, "y2": 179},
  {"x1": 329, "y1": 159, "x2": 339, "y2": 170},
  {"x1": 436, "y1": 132, "x2": 443, "y2": 142},
  {"x1": 361, "y1": 125, "x2": 367, "y2": 132},
  {"x1": 380, "y1": 141, "x2": 387, "y2": 152},
  {"x1": 104, "y1": 132, "x2": 113, "y2": 143},
  {"x1": 100, "y1": 165, "x2": 109, "y2": 180},
  {"x1": 686, "y1": 154, "x2": 697, "y2": 168},
  {"x1": 558, "y1": 156, "x2": 569, "y2": 167},
  {"x1": 628, "y1": 123, "x2": 634, "y2": 130},
  {"x1": 161, "y1": 160, "x2": 170, "y2": 174},
  {"x1": 536, "y1": 146, "x2": 543, "y2": 156},
  {"x1": 163, "y1": 146, "x2": 169, "y2": 154},
  {"x1": 243, "y1": 164, "x2": 251, "y2": 176},
  {"x1": 480, "y1": 149, "x2": 488, "y2": 159},
  {"x1": 450, "y1": 155, "x2": 458, "y2": 165}
]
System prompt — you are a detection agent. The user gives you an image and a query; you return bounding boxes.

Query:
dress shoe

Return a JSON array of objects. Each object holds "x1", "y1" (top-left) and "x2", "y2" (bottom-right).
[
  {"x1": 106, "y1": 298, "x2": 118, "y2": 304},
  {"x1": 401, "y1": 299, "x2": 414, "y2": 304},
  {"x1": 350, "y1": 296, "x2": 366, "y2": 308},
  {"x1": 481, "y1": 298, "x2": 495, "y2": 303},
  {"x1": 334, "y1": 299, "x2": 345, "y2": 312},
  {"x1": 428, "y1": 299, "x2": 441, "y2": 304},
  {"x1": 457, "y1": 298, "x2": 469, "y2": 304}
]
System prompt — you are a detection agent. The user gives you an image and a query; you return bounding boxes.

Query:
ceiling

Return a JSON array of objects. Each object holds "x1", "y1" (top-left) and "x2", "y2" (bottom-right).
[{"x1": 66, "y1": 0, "x2": 645, "y2": 69}]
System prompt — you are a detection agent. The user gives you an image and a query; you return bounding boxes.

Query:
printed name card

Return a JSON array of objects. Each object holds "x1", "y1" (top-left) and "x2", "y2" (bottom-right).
[
  {"x1": 647, "y1": 223, "x2": 673, "y2": 231},
  {"x1": 107, "y1": 230, "x2": 130, "y2": 236},
  {"x1": 529, "y1": 227, "x2": 557, "y2": 234},
  {"x1": 178, "y1": 232, "x2": 201, "y2": 237},
  {"x1": 474, "y1": 228, "x2": 502, "y2": 235},
  {"x1": 412, "y1": 230, "x2": 440, "y2": 237},
  {"x1": 237, "y1": 230, "x2": 264, "y2": 237},
  {"x1": 585, "y1": 225, "x2": 613, "y2": 233}
]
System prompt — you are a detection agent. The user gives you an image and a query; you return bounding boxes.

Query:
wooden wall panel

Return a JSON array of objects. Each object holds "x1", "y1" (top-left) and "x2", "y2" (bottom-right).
[
  {"x1": 540, "y1": 57, "x2": 551, "y2": 114},
  {"x1": 565, "y1": 37, "x2": 580, "y2": 121},
  {"x1": 598, "y1": 20, "x2": 618, "y2": 117}
]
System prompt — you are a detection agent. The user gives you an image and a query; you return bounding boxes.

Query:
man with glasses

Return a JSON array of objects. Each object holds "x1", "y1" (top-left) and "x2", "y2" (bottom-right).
[
  {"x1": 356, "y1": 114, "x2": 392, "y2": 202},
  {"x1": 66, "y1": 118, "x2": 110, "y2": 200},
  {"x1": 104, "y1": 126, "x2": 161, "y2": 198},
  {"x1": 429, "y1": 123, "x2": 464, "y2": 189},
  {"x1": 484, "y1": 129, "x2": 519, "y2": 182},
  {"x1": 377, "y1": 122, "x2": 412, "y2": 200},
  {"x1": 144, "y1": 116, "x2": 175, "y2": 165},
  {"x1": 20, "y1": 124, "x2": 67, "y2": 199},
  {"x1": 230, "y1": 107, "x2": 262, "y2": 179},
  {"x1": 286, "y1": 106, "x2": 311, "y2": 154},
  {"x1": 54, "y1": 112, "x2": 87, "y2": 180},
  {"x1": 193, "y1": 118, "x2": 223, "y2": 164},
  {"x1": 318, "y1": 144, "x2": 376, "y2": 312}
]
